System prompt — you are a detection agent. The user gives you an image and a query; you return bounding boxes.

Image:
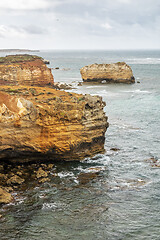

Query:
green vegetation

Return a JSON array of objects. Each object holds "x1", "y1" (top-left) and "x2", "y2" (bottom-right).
[
  {"x1": 0, "y1": 54, "x2": 42, "y2": 64},
  {"x1": 78, "y1": 97, "x2": 85, "y2": 101}
]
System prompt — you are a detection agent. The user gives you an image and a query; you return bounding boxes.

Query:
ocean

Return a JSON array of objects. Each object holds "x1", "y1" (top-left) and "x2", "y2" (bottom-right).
[{"x1": 0, "y1": 50, "x2": 160, "y2": 239}]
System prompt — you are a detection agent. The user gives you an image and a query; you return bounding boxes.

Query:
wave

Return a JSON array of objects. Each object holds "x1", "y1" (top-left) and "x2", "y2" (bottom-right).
[
  {"x1": 127, "y1": 58, "x2": 160, "y2": 64},
  {"x1": 121, "y1": 89, "x2": 150, "y2": 94}
]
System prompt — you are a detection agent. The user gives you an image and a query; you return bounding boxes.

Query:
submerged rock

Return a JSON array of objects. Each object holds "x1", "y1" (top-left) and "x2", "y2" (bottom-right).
[{"x1": 80, "y1": 62, "x2": 135, "y2": 84}]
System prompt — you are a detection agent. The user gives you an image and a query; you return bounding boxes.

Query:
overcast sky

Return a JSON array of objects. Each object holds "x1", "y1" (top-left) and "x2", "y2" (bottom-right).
[{"x1": 0, "y1": 0, "x2": 160, "y2": 50}]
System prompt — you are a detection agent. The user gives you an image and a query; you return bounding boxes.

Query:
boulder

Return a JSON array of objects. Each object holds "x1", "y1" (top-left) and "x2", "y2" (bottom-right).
[
  {"x1": 0, "y1": 54, "x2": 54, "y2": 86},
  {"x1": 80, "y1": 62, "x2": 135, "y2": 84},
  {"x1": 53, "y1": 82, "x2": 73, "y2": 90}
]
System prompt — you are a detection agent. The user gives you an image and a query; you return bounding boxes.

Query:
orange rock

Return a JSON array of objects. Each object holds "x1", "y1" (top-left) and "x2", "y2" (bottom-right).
[
  {"x1": 0, "y1": 55, "x2": 54, "y2": 87},
  {"x1": 0, "y1": 187, "x2": 13, "y2": 204},
  {"x1": 0, "y1": 86, "x2": 108, "y2": 162},
  {"x1": 80, "y1": 62, "x2": 135, "y2": 83}
]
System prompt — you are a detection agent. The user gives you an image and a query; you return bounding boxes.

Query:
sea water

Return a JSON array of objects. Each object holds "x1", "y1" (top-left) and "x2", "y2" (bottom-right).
[{"x1": 0, "y1": 50, "x2": 160, "y2": 240}]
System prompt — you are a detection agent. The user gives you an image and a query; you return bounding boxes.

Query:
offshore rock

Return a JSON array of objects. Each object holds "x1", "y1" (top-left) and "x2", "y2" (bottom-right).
[
  {"x1": 80, "y1": 62, "x2": 135, "y2": 84},
  {"x1": 0, "y1": 55, "x2": 54, "y2": 86},
  {"x1": 0, "y1": 86, "x2": 108, "y2": 162},
  {"x1": 53, "y1": 82, "x2": 73, "y2": 90}
]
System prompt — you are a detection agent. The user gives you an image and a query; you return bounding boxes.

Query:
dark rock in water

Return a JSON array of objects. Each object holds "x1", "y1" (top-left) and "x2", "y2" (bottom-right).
[
  {"x1": 110, "y1": 147, "x2": 120, "y2": 151},
  {"x1": 80, "y1": 62, "x2": 135, "y2": 84},
  {"x1": 54, "y1": 67, "x2": 59, "y2": 70},
  {"x1": 137, "y1": 81, "x2": 140, "y2": 83},
  {"x1": 43, "y1": 59, "x2": 50, "y2": 64},
  {"x1": 78, "y1": 172, "x2": 99, "y2": 185}
]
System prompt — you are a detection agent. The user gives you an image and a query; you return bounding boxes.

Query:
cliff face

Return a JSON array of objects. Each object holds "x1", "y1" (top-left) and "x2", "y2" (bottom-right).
[
  {"x1": 0, "y1": 55, "x2": 54, "y2": 86},
  {"x1": 80, "y1": 62, "x2": 135, "y2": 84},
  {"x1": 0, "y1": 86, "x2": 108, "y2": 162}
]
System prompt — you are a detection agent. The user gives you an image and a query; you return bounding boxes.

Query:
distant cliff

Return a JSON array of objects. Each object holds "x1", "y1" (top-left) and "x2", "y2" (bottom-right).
[
  {"x1": 80, "y1": 62, "x2": 135, "y2": 84},
  {"x1": 0, "y1": 55, "x2": 53, "y2": 86}
]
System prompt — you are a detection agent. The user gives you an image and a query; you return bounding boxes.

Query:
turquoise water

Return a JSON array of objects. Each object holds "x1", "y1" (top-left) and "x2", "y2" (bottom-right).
[{"x1": 0, "y1": 50, "x2": 160, "y2": 239}]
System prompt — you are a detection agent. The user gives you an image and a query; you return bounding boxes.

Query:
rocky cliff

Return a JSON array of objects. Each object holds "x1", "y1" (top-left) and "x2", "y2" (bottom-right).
[
  {"x1": 0, "y1": 55, "x2": 54, "y2": 86},
  {"x1": 80, "y1": 62, "x2": 135, "y2": 84},
  {"x1": 0, "y1": 85, "x2": 108, "y2": 162}
]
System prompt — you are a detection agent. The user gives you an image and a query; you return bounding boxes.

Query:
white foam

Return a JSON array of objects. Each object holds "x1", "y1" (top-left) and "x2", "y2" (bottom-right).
[
  {"x1": 42, "y1": 202, "x2": 66, "y2": 210},
  {"x1": 86, "y1": 86, "x2": 105, "y2": 89},
  {"x1": 57, "y1": 171, "x2": 74, "y2": 178}
]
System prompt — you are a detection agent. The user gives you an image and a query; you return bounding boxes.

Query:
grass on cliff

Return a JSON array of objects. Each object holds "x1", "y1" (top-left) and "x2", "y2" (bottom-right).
[{"x1": 0, "y1": 54, "x2": 42, "y2": 64}]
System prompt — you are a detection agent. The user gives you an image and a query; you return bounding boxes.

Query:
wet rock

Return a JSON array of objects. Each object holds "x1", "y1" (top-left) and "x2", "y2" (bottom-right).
[
  {"x1": 0, "y1": 187, "x2": 12, "y2": 204},
  {"x1": 4, "y1": 187, "x2": 13, "y2": 192},
  {"x1": 0, "y1": 173, "x2": 8, "y2": 180},
  {"x1": 0, "y1": 165, "x2": 4, "y2": 171},
  {"x1": 38, "y1": 177, "x2": 50, "y2": 183},
  {"x1": 47, "y1": 164, "x2": 54, "y2": 170},
  {"x1": 43, "y1": 59, "x2": 50, "y2": 64},
  {"x1": 78, "y1": 172, "x2": 99, "y2": 185},
  {"x1": 7, "y1": 175, "x2": 25, "y2": 185},
  {"x1": 110, "y1": 147, "x2": 120, "y2": 151},
  {"x1": 36, "y1": 168, "x2": 48, "y2": 179},
  {"x1": 87, "y1": 166, "x2": 106, "y2": 173}
]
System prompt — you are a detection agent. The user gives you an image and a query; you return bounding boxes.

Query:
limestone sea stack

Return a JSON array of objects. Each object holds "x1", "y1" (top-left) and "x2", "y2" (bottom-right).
[
  {"x1": 80, "y1": 62, "x2": 135, "y2": 84},
  {"x1": 0, "y1": 54, "x2": 54, "y2": 86},
  {"x1": 0, "y1": 54, "x2": 108, "y2": 162}
]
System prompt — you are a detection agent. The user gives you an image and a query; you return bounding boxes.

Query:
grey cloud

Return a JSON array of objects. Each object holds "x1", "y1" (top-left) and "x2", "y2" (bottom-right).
[
  {"x1": 0, "y1": 0, "x2": 160, "y2": 49},
  {"x1": 23, "y1": 25, "x2": 48, "y2": 35}
]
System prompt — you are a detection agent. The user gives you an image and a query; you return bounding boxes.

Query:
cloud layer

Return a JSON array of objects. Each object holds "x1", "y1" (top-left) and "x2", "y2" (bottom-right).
[{"x1": 0, "y1": 0, "x2": 159, "y2": 49}]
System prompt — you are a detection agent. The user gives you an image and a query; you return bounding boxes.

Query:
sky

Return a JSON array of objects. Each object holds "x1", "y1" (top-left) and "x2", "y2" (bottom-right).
[{"x1": 0, "y1": 0, "x2": 160, "y2": 50}]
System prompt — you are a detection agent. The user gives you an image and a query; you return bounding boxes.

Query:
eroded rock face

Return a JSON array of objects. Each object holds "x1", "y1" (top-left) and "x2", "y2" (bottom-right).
[
  {"x1": 0, "y1": 55, "x2": 54, "y2": 86},
  {"x1": 80, "y1": 62, "x2": 135, "y2": 84},
  {"x1": 0, "y1": 86, "x2": 108, "y2": 162}
]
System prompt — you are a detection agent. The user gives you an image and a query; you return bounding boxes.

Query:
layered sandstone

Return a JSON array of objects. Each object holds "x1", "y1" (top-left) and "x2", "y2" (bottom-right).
[
  {"x1": 0, "y1": 86, "x2": 108, "y2": 162},
  {"x1": 80, "y1": 62, "x2": 135, "y2": 84},
  {"x1": 0, "y1": 55, "x2": 54, "y2": 86}
]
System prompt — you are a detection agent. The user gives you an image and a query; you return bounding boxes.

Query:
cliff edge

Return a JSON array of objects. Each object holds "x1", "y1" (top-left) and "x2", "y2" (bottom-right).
[
  {"x1": 0, "y1": 54, "x2": 54, "y2": 86},
  {"x1": 0, "y1": 86, "x2": 108, "y2": 162}
]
